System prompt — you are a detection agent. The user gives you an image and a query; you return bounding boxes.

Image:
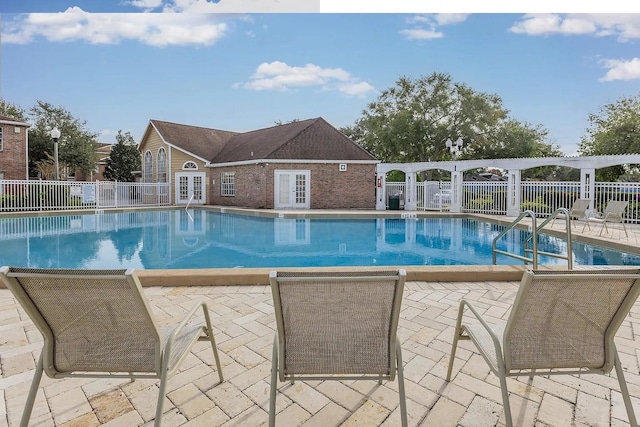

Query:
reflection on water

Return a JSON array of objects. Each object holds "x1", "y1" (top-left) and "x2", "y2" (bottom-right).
[{"x1": 0, "y1": 210, "x2": 638, "y2": 269}]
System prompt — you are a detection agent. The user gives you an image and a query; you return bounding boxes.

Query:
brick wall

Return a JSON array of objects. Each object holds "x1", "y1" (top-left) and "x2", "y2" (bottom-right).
[
  {"x1": 210, "y1": 162, "x2": 376, "y2": 209},
  {"x1": 0, "y1": 124, "x2": 28, "y2": 180}
]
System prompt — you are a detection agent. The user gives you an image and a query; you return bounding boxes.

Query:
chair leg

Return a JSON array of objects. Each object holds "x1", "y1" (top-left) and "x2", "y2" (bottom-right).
[
  {"x1": 154, "y1": 370, "x2": 169, "y2": 427},
  {"x1": 396, "y1": 340, "x2": 408, "y2": 427},
  {"x1": 621, "y1": 222, "x2": 629, "y2": 238},
  {"x1": 498, "y1": 372, "x2": 513, "y2": 427},
  {"x1": 20, "y1": 353, "x2": 44, "y2": 427},
  {"x1": 600, "y1": 221, "x2": 608, "y2": 236},
  {"x1": 202, "y1": 304, "x2": 224, "y2": 383},
  {"x1": 154, "y1": 344, "x2": 173, "y2": 427},
  {"x1": 269, "y1": 336, "x2": 278, "y2": 427},
  {"x1": 614, "y1": 350, "x2": 638, "y2": 427},
  {"x1": 446, "y1": 302, "x2": 465, "y2": 381}
]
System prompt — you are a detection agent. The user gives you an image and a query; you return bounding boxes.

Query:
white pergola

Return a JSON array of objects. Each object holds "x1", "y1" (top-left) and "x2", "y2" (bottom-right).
[{"x1": 375, "y1": 154, "x2": 640, "y2": 214}]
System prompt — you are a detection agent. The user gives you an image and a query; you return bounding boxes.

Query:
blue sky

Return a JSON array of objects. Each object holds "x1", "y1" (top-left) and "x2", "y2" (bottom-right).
[{"x1": 2, "y1": 4, "x2": 640, "y2": 155}]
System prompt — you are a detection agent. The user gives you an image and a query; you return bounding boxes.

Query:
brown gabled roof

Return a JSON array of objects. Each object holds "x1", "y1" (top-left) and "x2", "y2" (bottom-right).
[
  {"x1": 0, "y1": 114, "x2": 29, "y2": 126},
  {"x1": 150, "y1": 120, "x2": 238, "y2": 161},
  {"x1": 211, "y1": 117, "x2": 375, "y2": 163}
]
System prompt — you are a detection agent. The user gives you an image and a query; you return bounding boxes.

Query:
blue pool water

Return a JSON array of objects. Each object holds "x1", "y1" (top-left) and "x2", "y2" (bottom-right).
[{"x1": 0, "y1": 209, "x2": 638, "y2": 269}]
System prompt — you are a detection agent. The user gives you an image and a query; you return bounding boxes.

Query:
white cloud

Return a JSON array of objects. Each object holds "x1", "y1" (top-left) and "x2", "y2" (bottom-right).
[
  {"x1": 162, "y1": 0, "x2": 318, "y2": 12},
  {"x1": 2, "y1": 8, "x2": 228, "y2": 46},
  {"x1": 338, "y1": 82, "x2": 376, "y2": 97},
  {"x1": 434, "y1": 14, "x2": 470, "y2": 26},
  {"x1": 128, "y1": 0, "x2": 164, "y2": 9},
  {"x1": 600, "y1": 58, "x2": 640, "y2": 81},
  {"x1": 237, "y1": 61, "x2": 375, "y2": 97},
  {"x1": 401, "y1": 13, "x2": 469, "y2": 41},
  {"x1": 510, "y1": 14, "x2": 640, "y2": 41},
  {"x1": 399, "y1": 28, "x2": 443, "y2": 40}
]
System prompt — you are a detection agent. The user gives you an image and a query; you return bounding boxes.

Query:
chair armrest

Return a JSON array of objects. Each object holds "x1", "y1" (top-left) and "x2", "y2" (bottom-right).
[
  {"x1": 458, "y1": 300, "x2": 504, "y2": 363},
  {"x1": 162, "y1": 302, "x2": 205, "y2": 367}
]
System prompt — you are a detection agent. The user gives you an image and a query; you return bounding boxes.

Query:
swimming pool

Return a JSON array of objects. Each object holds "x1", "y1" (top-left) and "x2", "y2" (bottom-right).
[{"x1": 0, "y1": 209, "x2": 638, "y2": 269}]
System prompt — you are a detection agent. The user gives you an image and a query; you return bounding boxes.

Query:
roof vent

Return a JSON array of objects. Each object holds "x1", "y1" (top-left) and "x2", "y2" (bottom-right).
[{"x1": 251, "y1": 151, "x2": 254, "y2": 156}]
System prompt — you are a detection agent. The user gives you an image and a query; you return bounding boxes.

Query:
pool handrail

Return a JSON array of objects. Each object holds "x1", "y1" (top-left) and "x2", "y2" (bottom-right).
[
  {"x1": 524, "y1": 208, "x2": 573, "y2": 270},
  {"x1": 492, "y1": 210, "x2": 538, "y2": 269}
]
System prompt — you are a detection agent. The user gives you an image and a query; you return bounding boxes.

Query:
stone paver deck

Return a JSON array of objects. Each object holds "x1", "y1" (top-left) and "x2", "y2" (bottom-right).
[{"x1": 2, "y1": 277, "x2": 640, "y2": 427}]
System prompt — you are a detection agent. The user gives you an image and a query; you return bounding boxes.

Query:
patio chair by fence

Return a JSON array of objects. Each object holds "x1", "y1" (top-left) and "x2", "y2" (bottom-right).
[
  {"x1": 269, "y1": 270, "x2": 407, "y2": 427},
  {"x1": 582, "y1": 200, "x2": 629, "y2": 237},
  {"x1": 446, "y1": 269, "x2": 640, "y2": 427},
  {"x1": 551, "y1": 198, "x2": 590, "y2": 228},
  {"x1": 0, "y1": 266, "x2": 224, "y2": 427}
]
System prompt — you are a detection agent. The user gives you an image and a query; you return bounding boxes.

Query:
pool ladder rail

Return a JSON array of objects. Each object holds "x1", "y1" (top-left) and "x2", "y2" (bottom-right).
[{"x1": 491, "y1": 208, "x2": 573, "y2": 270}]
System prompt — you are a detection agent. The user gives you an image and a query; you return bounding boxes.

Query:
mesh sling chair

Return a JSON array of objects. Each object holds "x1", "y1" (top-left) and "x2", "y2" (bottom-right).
[
  {"x1": 0, "y1": 266, "x2": 224, "y2": 427},
  {"x1": 582, "y1": 200, "x2": 630, "y2": 237},
  {"x1": 269, "y1": 270, "x2": 408, "y2": 427},
  {"x1": 446, "y1": 269, "x2": 640, "y2": 427},
  {"x1": 551, "y1": 198, "x2": 590, "y2": 229}
]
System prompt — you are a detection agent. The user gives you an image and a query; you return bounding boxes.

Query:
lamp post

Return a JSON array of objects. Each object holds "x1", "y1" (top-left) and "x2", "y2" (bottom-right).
[
  {"x1": 445, "y1": 137, "x2": 463, "y2": 158},
  {"x1": 50, "y1": 127, "x2": 61, "y2": 181}
]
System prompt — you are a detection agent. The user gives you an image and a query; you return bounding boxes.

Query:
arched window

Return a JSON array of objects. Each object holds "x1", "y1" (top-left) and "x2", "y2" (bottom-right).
[
  {"x1": 144, "y1": 151, "x2": 153, "y2": 194},
  {"x1": 157, "y1": 148, "x2": 167, "y2": 182},
  {"x1": 157, "y1": 148, "x2": 167, "y2": 195},
  {"x1": 144, "y1": 151, "x2": 153, "y2": 182},
  {"x1": 182, "y1": 161, "x2": 198, "y2": 170}
]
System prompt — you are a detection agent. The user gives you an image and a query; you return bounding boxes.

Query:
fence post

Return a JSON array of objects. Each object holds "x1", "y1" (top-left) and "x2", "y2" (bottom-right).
[{"x1": 96, "y1": 180, "x2": 100, "y2": 209}]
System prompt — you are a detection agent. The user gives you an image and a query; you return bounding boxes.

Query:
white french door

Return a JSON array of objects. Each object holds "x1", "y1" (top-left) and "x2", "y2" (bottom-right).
[
  {"x1": 274, "y1": 170, "x2": 310, "y2": 209},
  {"x1": 175, "y1": 172, "x2": 206, "y2": 205}
]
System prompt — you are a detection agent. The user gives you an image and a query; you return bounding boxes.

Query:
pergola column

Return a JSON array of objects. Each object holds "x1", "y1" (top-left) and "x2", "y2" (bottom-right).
[
  {"x1": 506, "y1": 169, "x2": 521, "y2": 217},
  {"x1": 580, "y1": 168, "x2": 595, "y2": 215},
  {"x1": 404, "y1": 172, "x2": 416, "y2": 210},
  {"x1": 450, "y1": 171, "x2": 464, "y2": 213},
  {"x1": 375, "y1": 172, "x2": 387, "y2": 210}
]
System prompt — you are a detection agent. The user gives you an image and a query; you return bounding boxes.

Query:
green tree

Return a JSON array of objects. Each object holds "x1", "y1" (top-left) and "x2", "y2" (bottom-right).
[
  {"x1": 342, "y1": 73, "x2": 560, "y2": 168},
  {"x1": 274, "y1": 119, "x2": 300, "y2": 125},
  {"x1": 28, "y1": 101, "x2": 98, "y2": 178},
  {"x1": 104, "y1": 131, "x2": 141, "y2": 182},
  {"x1": 0, "y1": 99, "x2": 27, "y2": 121},
  {"x1": 579, "y1": 93, "x2": 640, "y2": 181}
]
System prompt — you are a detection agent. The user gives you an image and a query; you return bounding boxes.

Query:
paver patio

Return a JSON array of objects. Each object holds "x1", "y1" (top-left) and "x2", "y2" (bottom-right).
[
  {"x1": 2, "y1": 276, "x2": 640, "y2": 426},
  {"x1": 1, "y1": 218, "x2": 640, "y2": 426}
]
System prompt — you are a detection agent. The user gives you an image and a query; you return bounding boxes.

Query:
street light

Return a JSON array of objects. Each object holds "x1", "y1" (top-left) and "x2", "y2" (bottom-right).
[
  {"x1": 50, "y1": 127, "x2": 61, "y2": 181},
  {"x1": 446, "y1": 137, "x2": 463, "y2": 158}
]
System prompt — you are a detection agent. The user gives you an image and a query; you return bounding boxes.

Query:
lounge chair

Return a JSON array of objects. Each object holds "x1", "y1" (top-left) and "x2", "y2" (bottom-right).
[
  {"x1": 446, "y1": 269, "x2": 640, "y2": 427},
  {"x1": 0, "y1": 266, "x2": 224, "y2": 427},
  {"x1": 582, "y1": 200, "x2": 629, "y2": 237},
  {"x1": 551, "y1": 198, "x2": 590, "y2": 228},
  {"x1": 268, "y1": 270, "x2": 408, "y2": 427}
]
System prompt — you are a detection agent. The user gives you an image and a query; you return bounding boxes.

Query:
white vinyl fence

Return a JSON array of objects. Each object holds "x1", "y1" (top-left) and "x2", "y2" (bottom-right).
[
  {"x1": 0, "y1": 180, "x2": 171, "y2": 212},
  {"x1": 416, "y1": 181, "x2": 452, "y2": 211},
  {"x1": 390, "y1": 180, "x2": 640, "y2": 223},
  {"x1": 462, "y1": 181, "x2": 508, "y2": 214}
]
